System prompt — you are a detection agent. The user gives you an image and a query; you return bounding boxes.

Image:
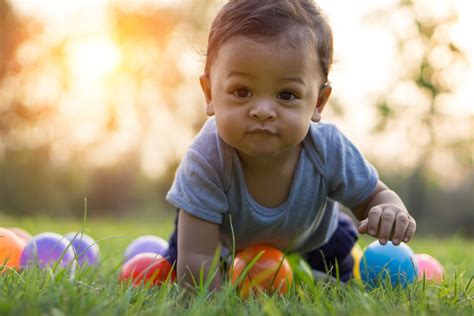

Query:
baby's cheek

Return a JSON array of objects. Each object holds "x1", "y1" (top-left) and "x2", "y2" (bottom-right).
[{"x1": 287, "y1": 119, "x2": 311, "y2": 142}]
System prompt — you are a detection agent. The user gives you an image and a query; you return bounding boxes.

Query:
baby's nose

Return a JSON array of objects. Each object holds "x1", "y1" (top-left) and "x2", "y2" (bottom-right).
[{"x1": 249, "y1": 100, "x2": 276, "y2": 121}]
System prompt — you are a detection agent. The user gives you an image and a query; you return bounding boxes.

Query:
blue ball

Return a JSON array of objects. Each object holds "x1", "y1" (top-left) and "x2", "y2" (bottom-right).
[{"x1": 360, "y1": 241, "x2": 418, "y2": 288}]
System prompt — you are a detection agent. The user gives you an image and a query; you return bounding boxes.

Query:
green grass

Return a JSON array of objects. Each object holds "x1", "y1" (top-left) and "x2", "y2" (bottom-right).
[{"x1": 0, "y1": 214, "x2": 473, "y2": 315}]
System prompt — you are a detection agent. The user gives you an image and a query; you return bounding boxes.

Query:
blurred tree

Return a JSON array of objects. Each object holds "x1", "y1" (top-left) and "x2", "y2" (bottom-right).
[
  {"x1": 366, "y1": 0, "x2": 473, "y2": 234},
  {"x1": 0, "y1": 0, "x2": 26, "y2": 78},
  {"x1": 0, "y1": 0, "x2": 50, "y2": 134},
  {"x1": 0, "y1": 0, "x2": 216, "y2": 218}
]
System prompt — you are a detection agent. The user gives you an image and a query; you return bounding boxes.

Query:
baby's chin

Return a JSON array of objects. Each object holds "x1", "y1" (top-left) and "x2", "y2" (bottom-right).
[{"x1": 235, "y1": 144, "x2": 299, "y2": 161}]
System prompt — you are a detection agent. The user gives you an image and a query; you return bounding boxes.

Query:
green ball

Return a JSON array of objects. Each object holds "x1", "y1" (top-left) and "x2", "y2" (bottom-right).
[{"x1": 287, "y1": 253, "x2": 314, "y2": 287}]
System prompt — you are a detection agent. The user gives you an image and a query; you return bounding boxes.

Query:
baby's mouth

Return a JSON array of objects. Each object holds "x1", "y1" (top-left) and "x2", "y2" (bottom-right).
[{"x1": 248, "y1": 127, "x2": 277, "y2": 135}]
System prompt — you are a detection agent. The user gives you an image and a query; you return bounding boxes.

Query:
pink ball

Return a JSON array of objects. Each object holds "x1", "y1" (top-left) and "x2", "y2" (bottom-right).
[{"x1": 416, "y1": 253, "x2": 445, "y2": 283}]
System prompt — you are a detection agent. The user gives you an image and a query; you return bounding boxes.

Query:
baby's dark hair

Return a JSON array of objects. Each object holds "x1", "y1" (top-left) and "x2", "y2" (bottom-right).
[{"x1": 204, "y1": 0, "x2": 333, "y2": 83}]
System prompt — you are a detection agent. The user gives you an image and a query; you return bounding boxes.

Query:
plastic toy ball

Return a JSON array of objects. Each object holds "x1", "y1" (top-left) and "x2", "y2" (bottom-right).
[
  {"x1": 231, "y1": 244, "x2": 293, "y2": 299},
  {"x1": 124, "y1": 235, "x2": 169, "y2": 262},
  {"x1": 8, "y1": 227, "x2": 32, "y2": 243},
  {"x1": 119, "y1": 253, "x2": 176, "y2": 286},
  {"x1": 416, "y1": 253, "x2": 445, "y2": 284},
  {"x1": 0, "y1": 227, "x2": 26, "y2": 272},
  {"x1": 65, "y1": 232, "x2": 100, "y2": 267},
  {"x1": 20, "y1": 232, "x2": 76, "y2": 269},
  {"x1": 351, "y1": 243, "x2": 363, "y2": 281},
  {"x1": 286, "y1": 253, "x2": 314, "y2": 287},
  {"x1": 360, "y1": 240, "x2": 418, "y2": 288}
]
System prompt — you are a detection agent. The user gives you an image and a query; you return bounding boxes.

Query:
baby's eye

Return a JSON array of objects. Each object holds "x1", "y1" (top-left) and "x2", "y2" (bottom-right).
[
  {"x1": 233, "y1": 88, "x2": 252, "y2": 98},
  {"x1": 277, "y1": 91, "x2": 298, "y2": 101}
]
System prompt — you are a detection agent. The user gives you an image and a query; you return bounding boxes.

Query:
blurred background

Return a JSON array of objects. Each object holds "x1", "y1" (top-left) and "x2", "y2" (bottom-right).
[{"x1": 0, "y1": 0, "x2": 472, "y2": 237}]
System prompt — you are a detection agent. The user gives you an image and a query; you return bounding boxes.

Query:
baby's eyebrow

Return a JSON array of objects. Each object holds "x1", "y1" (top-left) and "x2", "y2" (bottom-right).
[
  {"x1": 226, "y1": 71, "x2": 306, "y2": 85},
  {"x1": 226, "y1": 71, "x2": 256, "y2": 79},
  {"x1": 279, "y1": 76, "x2": 306, "y2": 85}
]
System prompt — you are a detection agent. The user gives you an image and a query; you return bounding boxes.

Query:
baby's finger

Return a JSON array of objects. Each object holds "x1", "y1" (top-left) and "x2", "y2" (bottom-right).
[
  {"x1": 391, "y1": 212, "x2": 409, "y2": 245},
  {"x1": 358, "y1": 218, "x2": 369, "y2": 234},
  {"x1": 403, "y1": 218, "x2": 417, "y2": 243},
  {"x1": 367, "y1": 207, "x2": 382, "y2": 237},
  {"x1": 378, "y1": 208, "x2": 395, "y2": 245}
]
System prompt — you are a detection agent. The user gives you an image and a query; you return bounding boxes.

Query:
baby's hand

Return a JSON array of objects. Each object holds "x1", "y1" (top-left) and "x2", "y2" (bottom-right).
[{"x1": 358, "y1": 204, "x2": 416, "y2": 246}]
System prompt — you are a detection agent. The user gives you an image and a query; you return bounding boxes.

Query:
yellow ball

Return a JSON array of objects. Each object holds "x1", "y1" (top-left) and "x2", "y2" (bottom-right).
[{"x1": 351, "y1": 243, "x2": 363, "y2": 282}]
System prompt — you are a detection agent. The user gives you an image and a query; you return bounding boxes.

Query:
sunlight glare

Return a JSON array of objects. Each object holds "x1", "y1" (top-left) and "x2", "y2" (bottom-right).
[{"x1": 66, "y1": 37, "x2": 122, "y2": 84}]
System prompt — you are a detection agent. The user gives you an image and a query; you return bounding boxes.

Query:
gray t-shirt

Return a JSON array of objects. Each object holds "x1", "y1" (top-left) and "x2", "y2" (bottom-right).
[{"x1": 166, "y1": 118, "x2": 378, "y2": 253}]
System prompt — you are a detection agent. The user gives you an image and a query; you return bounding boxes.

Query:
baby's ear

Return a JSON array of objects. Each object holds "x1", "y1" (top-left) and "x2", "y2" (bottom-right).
[
  {"x1": 199, "y1": 74, "x2": 214, "y2": 116},
  {"x1": 312, "y1": 83, "x2": 332, "y2": 122}
]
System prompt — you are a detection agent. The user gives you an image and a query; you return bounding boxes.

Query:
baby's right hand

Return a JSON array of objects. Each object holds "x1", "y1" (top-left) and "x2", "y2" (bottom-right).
[{"x1": 358, "y1": 204, "x2": 416, "y2": 246}]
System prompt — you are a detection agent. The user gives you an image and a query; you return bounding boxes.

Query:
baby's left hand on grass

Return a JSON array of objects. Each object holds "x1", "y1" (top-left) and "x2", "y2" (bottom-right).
[{"x1": 358, "y1": 204, "x2": 416, "y2": 246}]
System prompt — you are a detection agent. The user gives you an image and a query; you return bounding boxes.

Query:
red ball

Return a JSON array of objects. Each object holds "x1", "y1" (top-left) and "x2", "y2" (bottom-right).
[
  {"x1": 119, "y1": 253, "x2": 176, "y2": 286},
  {"x1": 230, "y1": 244, "x2": 293, "y2": 298},
  {"x1": 416, "y1": 253, "x2": 445, "y2": 283}
]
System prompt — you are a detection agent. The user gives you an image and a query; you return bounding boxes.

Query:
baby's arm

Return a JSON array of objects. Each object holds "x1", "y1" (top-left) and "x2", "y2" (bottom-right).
[
  {"x1": 177, "y1": 209, "x2": 221, "y2": 291},
  {"x1": 352, "y1": 181, "x2": 416, "y2": 245}
]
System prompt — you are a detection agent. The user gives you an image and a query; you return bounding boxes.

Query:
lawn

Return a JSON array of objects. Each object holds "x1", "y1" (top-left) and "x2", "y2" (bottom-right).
[{"x1": 0, "y1": 214, "x2": 473, "y2": 315}]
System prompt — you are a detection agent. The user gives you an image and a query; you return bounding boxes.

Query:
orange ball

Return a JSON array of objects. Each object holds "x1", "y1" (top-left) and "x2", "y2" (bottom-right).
[
  {"x1": 0, "y1": 227, "x2": 26, "y2": 272},
  {"x1": 231, "y1": 244, "x2": 293, "y2": 298}
]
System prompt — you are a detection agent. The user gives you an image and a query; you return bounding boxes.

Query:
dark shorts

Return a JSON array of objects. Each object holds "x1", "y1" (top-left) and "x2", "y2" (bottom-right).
[{"x1": 165, "y1": 210, "x2": 358, "y2": 282}]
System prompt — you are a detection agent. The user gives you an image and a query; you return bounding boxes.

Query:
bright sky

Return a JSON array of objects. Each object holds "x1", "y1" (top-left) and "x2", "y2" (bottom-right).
[{"x1": 7, "y1": 0, "x2": 474, "y2": 184}]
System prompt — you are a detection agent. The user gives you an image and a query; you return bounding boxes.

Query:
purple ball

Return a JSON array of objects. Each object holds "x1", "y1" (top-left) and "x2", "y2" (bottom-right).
[
  {"x1": 65, "y1": 232, "x2": 100, "y2": 266},
  {"x1": 20, "y1": 232, "x2": 76, "y2": 269},
  {"x1": 124, "y1": 235, "x2": 168, "y2": 262}
]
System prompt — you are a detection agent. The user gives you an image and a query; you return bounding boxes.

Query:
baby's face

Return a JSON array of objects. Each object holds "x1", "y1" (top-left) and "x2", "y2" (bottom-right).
[{"x1": 203, "y1": 36, "x2": 325, "y2": 159}]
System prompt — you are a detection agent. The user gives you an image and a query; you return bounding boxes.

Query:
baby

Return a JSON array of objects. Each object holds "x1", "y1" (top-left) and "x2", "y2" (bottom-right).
[{"x1": 165, "y1": 0, "x2": 416, "y2": 289}]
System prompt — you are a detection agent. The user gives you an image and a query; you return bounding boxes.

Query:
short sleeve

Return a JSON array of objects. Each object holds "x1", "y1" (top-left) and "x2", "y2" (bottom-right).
[
  {"x1": 166, "y1": 149, "x2": 229, "y2": 224},
  {"x1": 324, "y1": 125, "x2": 379, "y2": 208}
]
